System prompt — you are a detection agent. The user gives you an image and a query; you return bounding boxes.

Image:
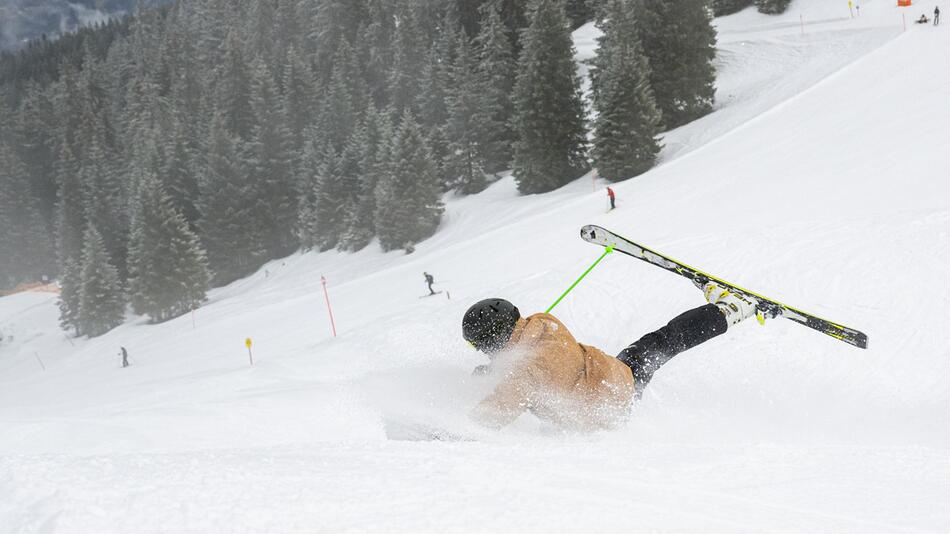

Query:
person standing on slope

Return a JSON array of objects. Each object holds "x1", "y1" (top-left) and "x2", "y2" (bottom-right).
[
  {"x1": 462, "y1": 282, "x2": 760, "y2": 430},
  {"x1": 606, "y1": 186, "x2": 616, "y2": 211},
  {"x1": 935, "y1": 6, "x2": 941, "y2": 25},
  {"x1": 424, "y1": 272, "x2": 436, "y2": 295}
]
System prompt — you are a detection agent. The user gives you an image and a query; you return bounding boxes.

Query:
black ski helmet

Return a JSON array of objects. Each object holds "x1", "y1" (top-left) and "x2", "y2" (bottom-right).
[{"x1": 462, "y1": 298, "x2": 521, "y2": 353}]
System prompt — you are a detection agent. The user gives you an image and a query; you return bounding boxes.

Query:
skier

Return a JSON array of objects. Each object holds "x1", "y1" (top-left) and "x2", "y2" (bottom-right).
[
  {"x1": 120, "y1": 346, "x2": 129, "y2": 368},
  {"x1": 917, "y1": 13, "x2": 930, "y2": 24},
  {"x1": 462, "y1": 282, "x2": 759, "y2": 430},
  {"x1": 935, "y1": 6, "x2": 941, "y2": 25},
  {"x1": 424, "y1": 272, "x2": 436, "y2": 295},
  {"x1": 606, "y1": 186, "x2": 616, "y2": 211}
]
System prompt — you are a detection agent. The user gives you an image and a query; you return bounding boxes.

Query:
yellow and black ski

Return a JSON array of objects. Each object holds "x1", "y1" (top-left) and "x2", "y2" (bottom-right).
[{"x1": 581, "y1": 225, "x2": 868, "y2": 349}]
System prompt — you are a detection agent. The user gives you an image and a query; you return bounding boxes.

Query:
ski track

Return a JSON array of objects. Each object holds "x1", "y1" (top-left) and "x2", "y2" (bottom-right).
[{"x1": 2, "y1": 0, "x2": 950, "y2": 531}]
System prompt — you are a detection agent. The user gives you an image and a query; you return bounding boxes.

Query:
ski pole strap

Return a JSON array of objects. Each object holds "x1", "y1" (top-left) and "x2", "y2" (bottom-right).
[{"x1": 546, "y1": 246, "x2": 613, "y2": 314}]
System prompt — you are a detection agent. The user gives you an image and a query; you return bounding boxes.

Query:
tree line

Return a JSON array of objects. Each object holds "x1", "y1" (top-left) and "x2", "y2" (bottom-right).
[{"x1": 0, "y1": 0, "x2": 727, "y2": 337}]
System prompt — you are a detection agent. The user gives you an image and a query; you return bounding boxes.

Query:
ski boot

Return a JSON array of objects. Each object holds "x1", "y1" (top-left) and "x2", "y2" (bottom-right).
[{"x1": 699, "y1": 281, "x2": 768, "y2": 327}]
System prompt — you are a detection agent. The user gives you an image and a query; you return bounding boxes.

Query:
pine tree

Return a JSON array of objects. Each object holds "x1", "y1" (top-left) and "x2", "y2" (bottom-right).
[
  {"x1": 279, "y1": 45, "x2": 317, "y2": 159},
  {"x1": 637, "y1": 0, "x2": 717, "y2": 129},
  {"x1": 309, "y1": 0, "x2": 369, "y2": 77},
  {"x1": 317, "y1": 41, "x2": 358, "y2": 155},
  {"x1": 14, "y1": 82, "x2": 58, "y2": 224},
  {"x1": 355, "y1": 3, "x2": 397, "y2": 108},
  {"x1": 565, "y1": 0, "x2": 597, "y2": 29},
  {"x1": 338, "y1": 107, "x2": 392, "y2": 251},
  {"x1": 128, "y1": 177, "x2": 210, "y2": 323},
  {"x1": 198, "y1": 112, "x2": 265, "y2": 285},
  {"x1": 388, "y1": 5, "x2": 427, "y2": 116},
  {"x1": 161, "y1": 114, "x2": 200, "y2": 228},
  {"x1": 444, "y1": 33, "x2": 488, "y2": 194},
  {"x1": 55, "y1": 141, "x2": 86, "y2": 266},
  {"x1": 375, "y1": 111, "x2": 444, "y2": 252},
  {"x1": 415, "y1": 46, "x2": 451, "y2": 185},
  {"x1": 247, "y1": 56, "x2": 297, "y2": 257},
  {"x1": 712, "y1": 0, "x2": 755, "y2": 16},
  {"x1": 296, "y1": 132, "x2": 324, "y2": 250},
  {"x1": 309, "y1": 145, "x2": 347, "y2": 251},
  {"x1": 474, "y1": 1, "x2": 517, "y2": 174},
  {"x1": 334, "y1": 128, "x2": 369, "y2": 251},
  {"x1": 755, "y1": 0, "x2": 792, "y2": 15},
  {"x1": 77, "y1": 224, "x2": 125, "y2": 337},
  {"x1": 213, "y1": 30, "x2": 255, "y2": 140},
  {"x1": 511, "y1": 0, "x2": 589, "y2": 194},
  {"x1": 590, "y1": 0, "x2": 662, "y2": 181},
  {"x1": 0, "y1": 141, "x2": 54, "y2": 288},
  {"x1": 58, "y1": 259, "x2": 82, "y2": 336},
  {"x1": 79, "y1": 109, "x2": 128, "y2": 277}
]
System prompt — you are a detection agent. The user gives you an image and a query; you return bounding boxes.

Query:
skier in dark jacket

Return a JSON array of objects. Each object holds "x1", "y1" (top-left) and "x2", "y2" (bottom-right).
[
  {"x1": 424, "y1": 272, "x2": 436, "y2": 295},
  {"x1": 935, "y1": 6, "x2": 941, "y2": 25},
  {"x1": 462, "y1": 282, "x2": 759, "y2": 430}
]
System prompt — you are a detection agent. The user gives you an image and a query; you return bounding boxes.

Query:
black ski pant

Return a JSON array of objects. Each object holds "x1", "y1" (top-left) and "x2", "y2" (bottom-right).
[{"x1": 617, "y1": 304, "x2": 728, "y2": 396}]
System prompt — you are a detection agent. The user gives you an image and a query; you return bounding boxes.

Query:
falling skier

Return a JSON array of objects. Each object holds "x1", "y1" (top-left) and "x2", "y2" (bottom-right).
[{"x1": 462, "y1": 282, "x2": 758, "y2": 430}]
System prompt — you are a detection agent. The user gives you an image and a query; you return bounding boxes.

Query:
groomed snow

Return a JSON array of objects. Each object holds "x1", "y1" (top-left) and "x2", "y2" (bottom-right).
[{"x1": 2, "y1": 0, "x2": 949, "y2": 531}]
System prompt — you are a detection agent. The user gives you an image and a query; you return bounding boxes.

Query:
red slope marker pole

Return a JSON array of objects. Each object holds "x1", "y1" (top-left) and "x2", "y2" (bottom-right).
[{"x1": 321, "y1": 275, "x2": 338, "y2": 337}]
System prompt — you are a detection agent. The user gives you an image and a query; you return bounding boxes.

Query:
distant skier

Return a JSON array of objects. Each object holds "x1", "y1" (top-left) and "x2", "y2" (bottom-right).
[
  {"x1": 935, "y1": 6, "x2": 941, "y2": 25},
  {"x1": 606, "y1": 186, "x2": 616, "y2": 211},
  {"x1": 120, "y1": 346, "x2": 129, "y2": 368},
  {"x1": 917, "y1": 14, "x2": 930, "y2": 24},
  {"x1": 462, "y1": 282, "x2": 759, "y2": 430},
  {"x1": 424, "y1": 272, "x2": 436, "y2": 295}
]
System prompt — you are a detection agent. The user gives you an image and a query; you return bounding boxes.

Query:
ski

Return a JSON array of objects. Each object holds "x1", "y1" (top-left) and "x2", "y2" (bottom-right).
[{"x1": 580, "y1": 225, "x2": 868, "y2": 349}]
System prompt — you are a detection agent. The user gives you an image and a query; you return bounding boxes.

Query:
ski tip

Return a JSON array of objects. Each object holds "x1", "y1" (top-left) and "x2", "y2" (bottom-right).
[
  {"x1": 856, "y1": 332, "x2": 869, "y2": 349},
  {"x1": 580, "y1": 224, "x2": 604, "y2": 242}
]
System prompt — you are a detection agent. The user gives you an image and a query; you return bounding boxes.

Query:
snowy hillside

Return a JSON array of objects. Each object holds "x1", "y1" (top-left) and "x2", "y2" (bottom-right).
[{"x1": 3, "y1": 0, "x2": 950, "y2": 531}]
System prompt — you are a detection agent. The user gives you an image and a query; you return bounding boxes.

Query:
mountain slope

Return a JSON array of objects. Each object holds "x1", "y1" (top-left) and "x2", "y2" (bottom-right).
[{"x1": 1, "y1": 1, "x2": 948, "y2": 531}]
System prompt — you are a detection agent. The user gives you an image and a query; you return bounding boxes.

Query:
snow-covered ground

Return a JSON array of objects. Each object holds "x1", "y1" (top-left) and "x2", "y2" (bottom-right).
[{"x1": 3, "y1": 1, "x2": 949, "y2": 531}]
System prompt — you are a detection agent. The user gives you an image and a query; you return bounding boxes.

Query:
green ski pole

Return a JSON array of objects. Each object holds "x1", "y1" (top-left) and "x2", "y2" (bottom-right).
[{"x1": 546, "y1": 245, "x2": 613, "y2": 314}]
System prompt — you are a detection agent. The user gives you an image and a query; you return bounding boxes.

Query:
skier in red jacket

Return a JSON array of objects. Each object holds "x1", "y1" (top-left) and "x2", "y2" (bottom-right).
[{"x1": 606, "y1": 187, "x2": 616, "y2": 211}]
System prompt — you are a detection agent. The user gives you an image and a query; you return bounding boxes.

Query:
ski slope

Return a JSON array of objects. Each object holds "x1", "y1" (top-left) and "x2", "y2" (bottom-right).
[{"x1": 2, "y1": 1, "x2": 949, "y2": 531}]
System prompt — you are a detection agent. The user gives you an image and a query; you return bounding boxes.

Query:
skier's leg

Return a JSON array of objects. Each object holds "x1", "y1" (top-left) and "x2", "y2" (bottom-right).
[
  {"x1": 617, "y1": 304, "x2": 727, "y2": 394},
  {"x1": 619, "y1": 282, "x2": 758, "y2": 395}
]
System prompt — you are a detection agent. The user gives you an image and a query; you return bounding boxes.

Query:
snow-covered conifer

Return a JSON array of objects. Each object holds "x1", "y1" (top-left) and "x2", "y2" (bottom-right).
[
  {"x1": 248, "y1": 56, "x2": 297, "y2": 257},
  {"x1": 445, "y1": 33, "x2": 488, "y2": 194},
  {"x1": 755, "y1": 0, "x2": 792, "y2": 15},
  {"x1": 128, "y1": 177, "x2": 210, "y2": 323},
  {"x1": 0, "y1": 141, "x2": 54, "y2": 288},
  {"x1": 198, "y1": 112, "x2": 265, "y2": 285},
  {"x1": 712, "y1": 0, "x2": 755, "y2": 16},
  {"x1": 511, "y1": 0, "x2": 589, "y2": 194},
  {"x1": 77, "y1": 225, "x2": 125, "y2": 337},
  {"x1": 637, "y1": 0, "x2": 717, "y2": 129},
  {"x1": 57, "y1": 259, "x2": 82, "y2": 336},
  {"x1": 474, "y1": 1, "x2": 516, "y2": 174},
  {"x1": 375, "y1": 111, "x2": 444, "y2": 251},
  {"x1": 591, "y1": 0, "x2": 662, "y2": 181}
]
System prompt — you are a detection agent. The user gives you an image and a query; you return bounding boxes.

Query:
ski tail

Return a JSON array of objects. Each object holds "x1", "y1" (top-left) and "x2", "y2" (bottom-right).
[{"x1": 580, "y1": 225, "x2": 868, "y2": 349}]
